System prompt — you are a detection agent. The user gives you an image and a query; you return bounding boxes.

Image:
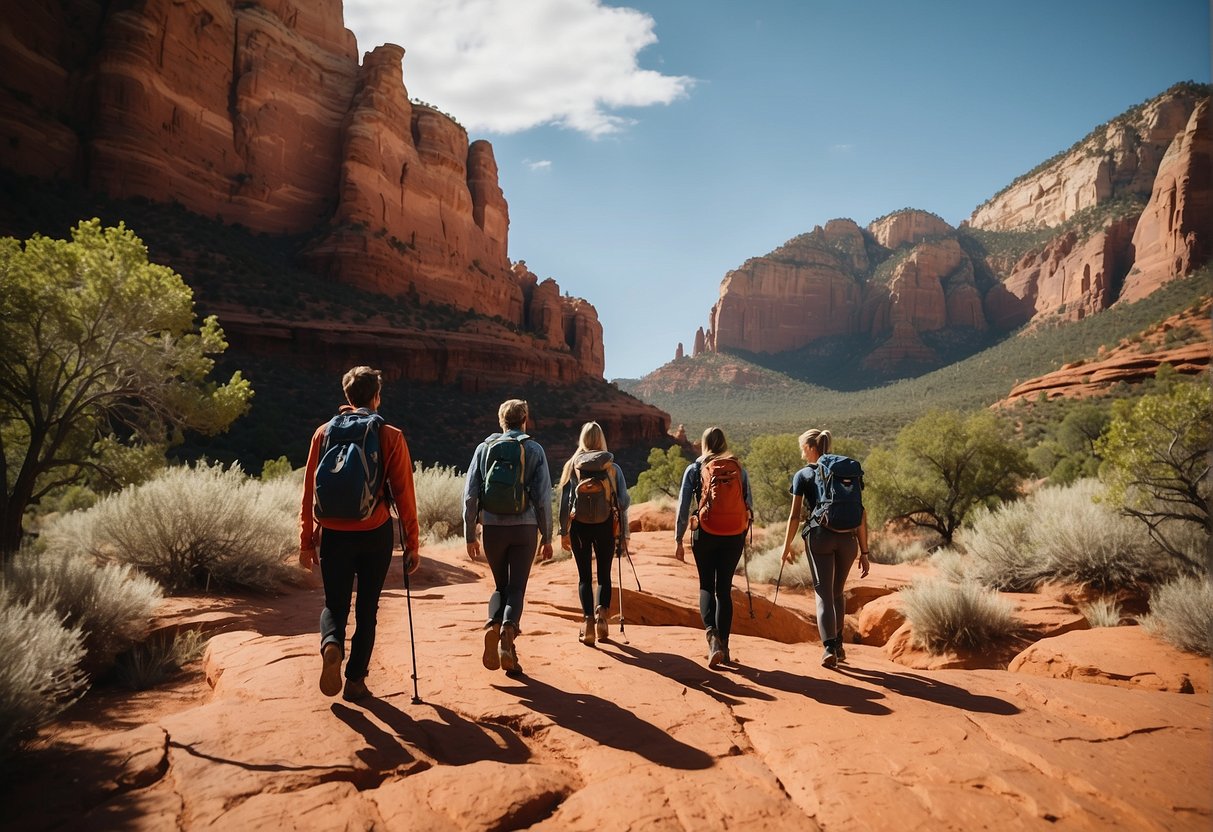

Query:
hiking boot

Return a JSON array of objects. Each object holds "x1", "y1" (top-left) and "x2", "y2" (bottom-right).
[
  {"x1": 579, "y1": 616, "x2": 596, "y2": 646},
  {"x1": 594, "y1": 606, "x2": 610, "y2": 642},
  {"x1": 706, "y1": 628, "x2": 725, "y2": 669},
  {"x1": 499, "y1": 622, "x2": 521, "y2": 674},
  {"x1": 835, "y1": 640, "x2": 847, "y2": 663},
  {"x1": 482, "y1": 621, "x2": 501, "y2": 670},
  {"x1": 319, "y1": 642, "x2": 342, "y2": 697},
  {"x1": 821, "y1": 638, "x2": 839, "y2": 669},
  {"x1": 342, "y1": 677, "x2": 372, "y2": 702},
  {"x1": 721, "y1": 642, "x2": 732, "y2": 665}
]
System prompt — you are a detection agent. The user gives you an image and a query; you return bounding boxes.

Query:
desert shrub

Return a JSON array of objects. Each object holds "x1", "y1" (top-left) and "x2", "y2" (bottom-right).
[
  {"x1": 0, "y1": 592, "x2": 88, "y2": 759},
  {"x1": 413, "y1": 462, "x2": 466, "y2": 544},
  {"x1": 40, "y1": 463, "x2": 300, "y2": 594},
  {"x1": 1079, "y1": 597, "x2": 1125, "y2": 628},
  {"x1": 113, "y1": 628, "x2": 208, "y2": 690},
  {"x1": 960, "y1": 480, "x2": 1156, "y2": 592},
  {"x1": 900, "y1": 578, "x2": 1017, "y2": 654},
  {"x1": 929, "y1": 547, "x2": 971, "y2": 583},
  {"x1": 260, "y1": 455, "x2": 294, "y2": 481},
  {"x1": 869, "y1": 536, "x2": 932, "y2": 565},
  {"x1": 2, "y1": 546, "x2": 162, "y2": 669},
  {"x1": 744, "y1": 543, "x2": 814, "y2": 588},
  {"x1": 1142, "y1": 575, "x2": 1213, "y2": 656}
]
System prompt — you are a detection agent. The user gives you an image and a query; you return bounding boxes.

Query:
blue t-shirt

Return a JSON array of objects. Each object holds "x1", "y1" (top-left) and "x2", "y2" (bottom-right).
[{"x1": 789, "y1": 464, "x2": 820, "y2": 531}]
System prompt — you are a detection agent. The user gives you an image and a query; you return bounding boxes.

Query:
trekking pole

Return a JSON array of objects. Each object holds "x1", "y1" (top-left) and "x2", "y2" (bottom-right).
[
  {"x1": 616, "y1": 538, "x2": 628, "y2": 642},
  {"x1": 768, "y1": 557, "x2": 786, "y2": 619},
  {"x1": 397, "y1": 512, "x2": 422, "y2": 705},
  {"x1": 623, "y1": 546, "x2": 642, "y2": 592}
]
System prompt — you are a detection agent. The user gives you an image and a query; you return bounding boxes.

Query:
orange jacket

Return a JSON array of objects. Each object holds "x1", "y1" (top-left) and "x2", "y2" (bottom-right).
[{"x1": 300, "y1": 408, "x2": 420, "y2": 554}]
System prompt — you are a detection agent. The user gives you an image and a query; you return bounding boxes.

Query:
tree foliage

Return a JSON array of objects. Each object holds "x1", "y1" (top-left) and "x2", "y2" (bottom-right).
[
  {"x1": 630, "y1": 446, "x2": 689, "y2": 502},
  {"x1": 0, "y1": 220, "x2": 252, "y2": 553},
  {"x1": 1096, "y1": 378, "x2": 1210, "y2": 569},
  {"x1": 742, "y1": 433, "x2": 869, "y2": 524},
  {"x1": 865, "y1": 409, "x2": 1032, "y2": 545}
]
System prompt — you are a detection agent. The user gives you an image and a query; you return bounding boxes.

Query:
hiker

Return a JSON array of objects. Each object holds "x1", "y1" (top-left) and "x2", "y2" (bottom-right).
[
  {"x1": 462, "y1": 399, "x2": 554, "y2": 676},
  {"x1": 780, "y1": 428, "x2": 870, "y2": 668},
  {"x1": 557, "y1": 422, "x2": 632, "y2": 646},
  {"x1": 674, "y1": 426, "x2": 753, "y2": 668},
  {"x1": 299, "y1": 366, "x2": 421, "y2": 702}
]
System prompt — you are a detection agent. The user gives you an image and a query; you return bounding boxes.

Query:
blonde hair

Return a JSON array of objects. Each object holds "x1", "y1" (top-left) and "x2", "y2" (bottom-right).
[
  {"x1": 560, "y1": 422, "x2": 608, "y2": 487},
  {"x1": 701, "y1": 426, "x2": 730, "y2": 459},
  {"x1": 798, "y1": 428, "x2": 832, "y2": 456},
  {"x1": 498, "y1": 399, "x2": 528, "y2": 431}
]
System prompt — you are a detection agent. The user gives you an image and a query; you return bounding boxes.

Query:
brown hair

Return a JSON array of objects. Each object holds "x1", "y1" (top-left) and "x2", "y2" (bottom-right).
[
  {"x1": 342, "y1": 366, "x2": 382, "y2": 409},
  {"x1": 701, "y1": 425, "x2": 730, "y2": 459},
  {"x1": 498, "y1": 399, "x2": 529, "y2": 431}
]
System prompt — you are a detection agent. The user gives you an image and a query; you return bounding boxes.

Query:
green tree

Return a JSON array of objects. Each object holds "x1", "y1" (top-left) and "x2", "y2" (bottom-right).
[
  {"x1": 630, "y1": 446, "x2": 689, "y2": 502},
  {"x1": 1096, "y1": 380, "x2": 1210, "y2": 569},
  {"x1": 0, "y1": 220, "x2": 252, "y2": 555},
  {"x1": 865, "y1": 409, "x2": 1032, "y2": 545},
  {"x1": 743, "y1": 433, "x2": 802, "y2": 523}
]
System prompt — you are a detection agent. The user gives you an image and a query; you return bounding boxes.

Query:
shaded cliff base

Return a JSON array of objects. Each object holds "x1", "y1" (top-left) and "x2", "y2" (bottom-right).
[{"x1": 5, "y1": 530, "x2": 1208, "y2": 830}]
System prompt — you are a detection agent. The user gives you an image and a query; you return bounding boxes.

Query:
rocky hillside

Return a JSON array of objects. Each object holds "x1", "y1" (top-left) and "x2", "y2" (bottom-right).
[
  {"x1": 0, "y1": 0, "x2": 672, "y2": 462},
  {"x1": 676, "y1": 85, "x2": 1210, "y2": 381}
]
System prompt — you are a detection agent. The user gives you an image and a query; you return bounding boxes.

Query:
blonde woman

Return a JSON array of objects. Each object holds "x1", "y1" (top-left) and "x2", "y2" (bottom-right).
[
  {"x1": 781, "y1": 428, "x2": 870, "y2": 668},
  {"x1": 558, "y1": 422, "x2": 631, "y2": 645},
  {"x1": 675, "y1": 426, "x2": 752, "y2": 668}
]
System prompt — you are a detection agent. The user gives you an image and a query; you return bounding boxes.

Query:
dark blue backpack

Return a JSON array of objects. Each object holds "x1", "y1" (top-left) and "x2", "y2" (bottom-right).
[
  {"x1": 809, "y1": 454, "x2": 864, "y2": 532},
  {"x1": 313, "y1": 410, "x2": 385, "y2": 521}
]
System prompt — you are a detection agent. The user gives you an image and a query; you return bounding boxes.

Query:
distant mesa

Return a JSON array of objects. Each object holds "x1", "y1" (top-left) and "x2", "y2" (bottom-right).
[{"x1": 675, "y1": 84, "x2": 1211, "y2": 383}]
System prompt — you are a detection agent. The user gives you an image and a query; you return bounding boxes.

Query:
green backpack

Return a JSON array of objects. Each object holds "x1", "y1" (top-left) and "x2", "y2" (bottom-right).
[{"x1": 480, "y1": 432, "x2": 529, "y2": 514}]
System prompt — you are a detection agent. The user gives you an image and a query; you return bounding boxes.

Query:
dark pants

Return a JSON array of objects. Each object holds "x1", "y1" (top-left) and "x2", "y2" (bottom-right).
[
  {"x1": 805, "y1": 527, "x2": 859, "y2": 643},
  {"x1": 483, "y1": 524, "x2": 538, "y2": 627},
  {"x1": 570, "y1": 519, "x2": 615, "y2": 616},
  {"x1": 319, "y1": 520, "x2": 394, "y2": 681},
  {"x1": 692, "y1": 529, "x2": 746, "y2": 643}
]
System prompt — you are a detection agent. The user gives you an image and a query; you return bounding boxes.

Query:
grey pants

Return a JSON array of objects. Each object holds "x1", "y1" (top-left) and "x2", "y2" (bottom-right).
[
  {"x1": 483, "y1": 524, "x2": 538, "y2": 627},
  {"x1": 805, "y1": 527, "x2": 859, "y2": 643}
]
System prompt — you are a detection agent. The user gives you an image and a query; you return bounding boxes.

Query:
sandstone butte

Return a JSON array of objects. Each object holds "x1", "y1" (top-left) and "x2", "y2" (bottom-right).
[
  {"x1": 6, "y1": 518, "x2": 1209, "y2": 831},
  {"x1": 686, "y1": 86, "x2": 1210, "y2": 373},
  {"x1": 0, "y1": 0, "x2": 668, "y2": 439}
]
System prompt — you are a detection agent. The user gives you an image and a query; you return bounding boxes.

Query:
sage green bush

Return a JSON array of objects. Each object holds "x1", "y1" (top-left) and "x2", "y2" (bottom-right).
[
  {"x1": 1142, "y1": 576, "x2": 1213, "y2": 656},
  {"x1": 3, "y1": 546, "x2": 161, "y2": 667},
  {"x1": 41, "y1": 463, "x2": 299, "y2": 593},
  {"x1": 413, "y1": 462, "x2": 466, "y2": 544},
  {"x1": 900, "y1": 578, "x2": 1017, "y2": 654},
  {"x1": 0, "y1": 593, "x2": 88, "y2": 759}
]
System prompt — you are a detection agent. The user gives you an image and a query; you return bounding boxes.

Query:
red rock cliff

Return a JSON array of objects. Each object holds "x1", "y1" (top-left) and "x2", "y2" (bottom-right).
[{"x1": 0, "y1": 0, "x2": 608, "y2": 385}]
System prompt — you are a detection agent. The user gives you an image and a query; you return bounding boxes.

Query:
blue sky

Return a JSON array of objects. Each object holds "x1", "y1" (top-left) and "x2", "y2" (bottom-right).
[{"x1": 343, "y1": 0, "x2": 1211, "y2": 379}]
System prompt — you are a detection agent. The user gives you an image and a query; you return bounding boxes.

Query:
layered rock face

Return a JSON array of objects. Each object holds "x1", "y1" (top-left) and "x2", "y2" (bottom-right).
[
  {"x1": 968, "y1": 87, "x2": 1207, "y2": 231},
  {"x1": 690, "y1": 88, "x2": 1209, "y2": 377},
  {"x1": 0, "y1": 0, "x2": 608, "y2": 385}
]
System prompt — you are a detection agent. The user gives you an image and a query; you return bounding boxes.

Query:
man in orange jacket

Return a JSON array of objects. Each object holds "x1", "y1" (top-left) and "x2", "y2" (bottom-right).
[{"x1": 300, "y1": 366, "x2": 421, "y2": 701}]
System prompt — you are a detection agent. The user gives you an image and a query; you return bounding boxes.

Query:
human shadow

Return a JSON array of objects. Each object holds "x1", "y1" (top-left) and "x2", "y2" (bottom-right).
[
  {"x1": 833, "y1": 665, "x2": 1021, "y2": 715},
  {"x1": 494, "y1": 675, "x2": 714, "y2": 770},
  {"x1": 357, "y1": 698, "x2": 531, "y2": 766},
  {"x1": 730, "y1": 663, "x2": 893, "y2": 716},
  {"x1": 604, "y1": 643, "x2": 776, "y2": 708}
]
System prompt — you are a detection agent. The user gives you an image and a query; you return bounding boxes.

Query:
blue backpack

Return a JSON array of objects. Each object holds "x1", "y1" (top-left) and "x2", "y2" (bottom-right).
[
  {"x1": 809, "y1": 454, "x2": 864, "y2": 533},
  {"x1": 313, "y1": 410, "x2": 385, "y2": 521}
]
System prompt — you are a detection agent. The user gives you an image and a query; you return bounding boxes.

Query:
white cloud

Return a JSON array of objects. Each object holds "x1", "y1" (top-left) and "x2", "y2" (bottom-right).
[
  {"x1": 343, "y1": 0, "x2": 694, "y2": 137},
  {"x1": 525, "y1": 159, "x2": 553, "y2": 171}
]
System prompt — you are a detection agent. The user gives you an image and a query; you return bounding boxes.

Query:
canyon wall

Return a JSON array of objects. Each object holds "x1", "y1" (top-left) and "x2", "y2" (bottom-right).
[
  {"x1": 0, "y1": 0, "x2": 607, "y2": 384},
  {"x1": 689, "y1": 87, "x2": 1209, "y2": 376}
]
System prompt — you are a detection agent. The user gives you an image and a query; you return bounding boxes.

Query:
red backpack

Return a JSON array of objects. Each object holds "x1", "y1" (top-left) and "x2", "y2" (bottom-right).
[{"x1": 695, "y1": 456, "x2": 749, "y2": 535}]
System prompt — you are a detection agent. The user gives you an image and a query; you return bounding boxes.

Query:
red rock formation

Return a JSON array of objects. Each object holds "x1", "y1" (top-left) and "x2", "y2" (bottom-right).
[
  {"x1": 692, "y1": 327, "x2": 706, "y2": 356},
  {"x1": 969, "y1": 87, "x2": 1206, "y2": 231},
  {"x1": 674, "y1": 343, "x2": 683, "y2": 361},
  {"x1": 985, "y1": 217, "x2": 1138, "y2": 329},
  {"x1": 868, "y1": 210, "x2": 952, "y2": 249},
  {"x1": 1124, "y1": 98, "x2": 1212, "y2": 301},
  {"x1": 995, "y1": 299, "x2": 1211, "y2": 406}
]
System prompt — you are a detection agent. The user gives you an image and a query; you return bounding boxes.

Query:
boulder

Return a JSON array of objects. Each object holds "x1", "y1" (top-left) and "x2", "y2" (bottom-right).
[{"x1": 1008, "y1": 626, "x2": 1209, "y2": 693}]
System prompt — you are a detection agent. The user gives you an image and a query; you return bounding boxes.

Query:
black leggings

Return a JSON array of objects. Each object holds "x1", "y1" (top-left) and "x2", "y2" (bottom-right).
[
  {"x1": 483, "y1": 524, "x2": 538, "y2": 627},
  {"x1": 691, "y1": 529, "x2": 746, "y2": 642},
  {"x1": 319, "y1": 520, "x2": 394, "y2": 681},
  {"x1": 570, "y1": 519, "x2": 614, "y2": 616}
]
